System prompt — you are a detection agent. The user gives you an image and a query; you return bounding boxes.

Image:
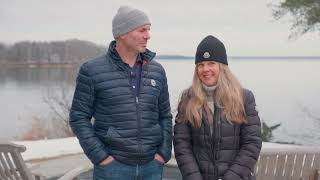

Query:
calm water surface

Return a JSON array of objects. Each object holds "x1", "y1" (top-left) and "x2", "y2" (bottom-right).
[{"x1": 1, "y1": 58, "x2": 320, "y2": 145}]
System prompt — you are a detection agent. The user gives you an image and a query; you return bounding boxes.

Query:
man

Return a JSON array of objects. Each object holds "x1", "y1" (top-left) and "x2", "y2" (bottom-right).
[{"x1": 69, "y1": 6, "x2": 172, "y2": 180}]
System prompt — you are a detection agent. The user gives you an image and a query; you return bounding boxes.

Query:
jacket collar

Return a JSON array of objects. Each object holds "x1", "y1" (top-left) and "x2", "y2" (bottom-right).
[{"x1": 106, "y1": 40, "x2": 156, "y2": 63}]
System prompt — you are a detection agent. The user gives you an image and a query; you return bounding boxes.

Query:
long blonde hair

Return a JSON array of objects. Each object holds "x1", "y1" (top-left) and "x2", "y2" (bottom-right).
[{"x1": 176, "y1": 63, "x2": 246, "y2": 128}]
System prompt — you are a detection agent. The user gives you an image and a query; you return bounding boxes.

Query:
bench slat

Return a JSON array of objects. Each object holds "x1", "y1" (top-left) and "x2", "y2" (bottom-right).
[
  {"x1": 0, "y1": 153, "x2": 14, "y2": 180},
  {"x1": 0, "y1": 154, "x2": 10, "y2": 180},
  {"x1": 4, "y1": 152, "x2": 20, "y2": 180},
  {"x1": 283, "y1": 154, "x2": 296, "y2": 179},
  {"x1": 274, "y1": 154, "x2": 286, "y2": 179},
  {"x1": 291, "y1": 154, "x2": 305, "y2": 179},
  {"x1": 264, "y1": 155, "x2": 277, "y2": 180},
  {"x1": 314, "y1": 154, "x2": 320, "y2": 170},
  {"x1": 301, "y1": 154, "x2": 314, "y2": 179},
  {"x1": 256, "y1": 155, "x2": 268, "y2": 179}
]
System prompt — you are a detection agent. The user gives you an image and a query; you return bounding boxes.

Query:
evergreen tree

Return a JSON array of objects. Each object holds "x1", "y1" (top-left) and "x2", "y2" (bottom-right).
[{"x1": 271, "y1": 0, "x2": 320, "y2": 38}]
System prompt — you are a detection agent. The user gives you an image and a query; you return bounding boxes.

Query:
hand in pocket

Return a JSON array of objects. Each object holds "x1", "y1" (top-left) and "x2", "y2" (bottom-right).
[{"x1": 99, "y1": 156, "x2": 114, "y2": 166}]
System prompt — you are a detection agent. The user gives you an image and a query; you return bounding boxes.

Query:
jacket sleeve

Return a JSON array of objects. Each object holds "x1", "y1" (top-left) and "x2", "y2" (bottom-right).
[
  {"x1": 173, "y1": 119, "x2": 203, "y2": 180},
  {"x1": 223, "y1": 90, "x2": 262, "y2": 180},
  {"x1": 69, "y1": 63, "x2": 109, "y2": 165},
  {"x1": 157, "y1": 72, "x2": 173, "y2": 162}
]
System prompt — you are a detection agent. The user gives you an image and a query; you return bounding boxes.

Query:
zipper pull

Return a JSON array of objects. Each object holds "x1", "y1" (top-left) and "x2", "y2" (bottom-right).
[{"x1": 136, "y1": 97, "x2": 139, "y2": 104}]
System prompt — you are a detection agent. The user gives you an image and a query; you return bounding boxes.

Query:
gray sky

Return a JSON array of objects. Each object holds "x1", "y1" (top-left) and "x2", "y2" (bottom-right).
[{"x1": 1, "y1": 0, "x2": 319, "y2": 56}]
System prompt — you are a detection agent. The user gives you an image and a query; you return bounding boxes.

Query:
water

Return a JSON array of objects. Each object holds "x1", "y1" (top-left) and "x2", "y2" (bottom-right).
[{"x1": 1, "y1": 58, "x2": 320, "y2": 145}]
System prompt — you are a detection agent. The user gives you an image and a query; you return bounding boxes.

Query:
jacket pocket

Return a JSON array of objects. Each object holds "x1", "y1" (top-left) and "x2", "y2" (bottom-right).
[
  {"x1": 106, "y1": 127, "x2": 125, "y2": 150},
  {"x1": 105, "y1": 127, "x2": 138, "y2": 152}
]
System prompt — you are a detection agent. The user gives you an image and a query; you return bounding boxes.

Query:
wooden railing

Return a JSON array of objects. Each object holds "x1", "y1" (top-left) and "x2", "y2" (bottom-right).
[
  {"x1": 58, "y1": 146, "x2": 320, "y2": 180},
  {"x1": 255, "y1": 147, "x2": 320, "y2": 180}
]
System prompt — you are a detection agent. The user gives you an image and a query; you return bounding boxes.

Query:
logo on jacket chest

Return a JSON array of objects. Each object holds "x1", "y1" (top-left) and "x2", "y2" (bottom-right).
[{"x1": 151, "y1": 79, "x2": 156, "y2": 87}]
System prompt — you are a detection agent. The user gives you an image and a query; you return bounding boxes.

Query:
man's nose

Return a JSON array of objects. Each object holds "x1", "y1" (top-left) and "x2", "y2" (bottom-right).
[{"x1": 144, "y1": 31, "x2": 150, "y2": 40}]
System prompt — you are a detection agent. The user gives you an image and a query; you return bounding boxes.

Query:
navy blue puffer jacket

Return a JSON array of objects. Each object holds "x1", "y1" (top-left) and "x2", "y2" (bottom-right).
[{"x1": 69, "y1": 41, "x2": 172, "y2": 165}]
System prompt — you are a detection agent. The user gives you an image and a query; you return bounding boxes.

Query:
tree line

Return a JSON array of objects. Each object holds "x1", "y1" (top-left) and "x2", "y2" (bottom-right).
[{"x1": 0, "y1": 39, "x2": 106, "y2": 63}]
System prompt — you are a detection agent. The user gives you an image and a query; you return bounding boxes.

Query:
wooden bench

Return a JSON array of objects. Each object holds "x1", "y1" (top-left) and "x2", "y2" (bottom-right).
[
  {"x1": 255, "y1": 147, "x2": 320, "y2": 180},
  {"x1": 0, "y1": 142, "x2": 38, "y2": 180},
  {"x1": 0, "y1": 142, "x2": 75, "y2": 180}
]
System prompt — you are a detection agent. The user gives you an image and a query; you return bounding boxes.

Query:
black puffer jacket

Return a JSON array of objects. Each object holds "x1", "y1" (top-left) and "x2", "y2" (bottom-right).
[
  {"x1": 173, "y1": 89, "x2": 262, "y2": 180},
  {"x1": 69, "y1": 41, "x2": 172, "y2": 165}
]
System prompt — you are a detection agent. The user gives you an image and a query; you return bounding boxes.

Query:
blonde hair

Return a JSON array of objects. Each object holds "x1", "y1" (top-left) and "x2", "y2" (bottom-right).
[{"x1": 176, "y1": 63, "x2": 246, "y2": 128}]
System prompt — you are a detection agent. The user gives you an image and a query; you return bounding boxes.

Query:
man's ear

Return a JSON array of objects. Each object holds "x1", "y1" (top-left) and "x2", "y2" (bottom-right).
[{"x1": 118, "y1": 34, "x2": 127, "y2": 40}]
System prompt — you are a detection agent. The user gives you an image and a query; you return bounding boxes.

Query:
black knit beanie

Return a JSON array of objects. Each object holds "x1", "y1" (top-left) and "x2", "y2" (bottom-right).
[{"x1": 195, "y1": 35, "x2": 228, "y2": 65}]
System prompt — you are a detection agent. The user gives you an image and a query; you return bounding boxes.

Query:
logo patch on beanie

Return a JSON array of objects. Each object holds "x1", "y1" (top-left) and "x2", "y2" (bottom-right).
[{"x1": 203, "y1": 52, "x2": 210, "y2": 59}]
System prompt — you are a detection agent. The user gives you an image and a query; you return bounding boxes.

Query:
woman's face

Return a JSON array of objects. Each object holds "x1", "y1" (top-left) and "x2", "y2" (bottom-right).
[{"x1": 196, "y1": 61, "x2": 220, "y2": 86}]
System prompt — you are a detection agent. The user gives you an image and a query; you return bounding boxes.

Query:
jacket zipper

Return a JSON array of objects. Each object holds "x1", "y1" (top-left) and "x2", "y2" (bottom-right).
[
  {"x1": 209, "y1": 108, "x2": 221, "y2": 178},
  {"x1": 215, "y1": 110, "x2": 221, "y2": 178},
  {"x1": 135, "y1": 95, "x2": 142, "y2": 164},
  {"x1": 208, "y1": 113, "x2": 215, "y2": 173},
  {"x1": 135, "y1": 62, "x2": 149, "y2": 164},
  {"x1": 127, "y1": 65, "x2": 143, "y2": 164}
]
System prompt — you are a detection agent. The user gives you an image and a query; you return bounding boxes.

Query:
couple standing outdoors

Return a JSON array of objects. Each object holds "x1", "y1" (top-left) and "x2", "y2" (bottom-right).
[{"x1": 69, "y1": 5, "x2": 262, "y2": 180}]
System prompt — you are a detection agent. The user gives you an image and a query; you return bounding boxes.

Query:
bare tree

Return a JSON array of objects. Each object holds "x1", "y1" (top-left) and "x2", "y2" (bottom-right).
[
  {"x1": 43, "y1": 86, "x2": 74, "y2": 137},
  {"x1": 300, "y1": 105, "x2": 320, "y2": 121},
  {"x1": 20, "y1": 85, "x2": 75, "y2": 140}
]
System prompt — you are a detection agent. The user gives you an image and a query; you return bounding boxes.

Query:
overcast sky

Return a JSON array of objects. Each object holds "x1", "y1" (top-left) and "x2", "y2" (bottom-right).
[{"x1": 1, "y1": 0, "x2": 319, "y2": 56}]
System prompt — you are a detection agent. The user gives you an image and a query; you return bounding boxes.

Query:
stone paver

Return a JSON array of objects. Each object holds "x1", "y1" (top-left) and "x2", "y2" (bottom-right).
[{"x1": 30, "y1": 153, "x2": 90, "y2": 179}]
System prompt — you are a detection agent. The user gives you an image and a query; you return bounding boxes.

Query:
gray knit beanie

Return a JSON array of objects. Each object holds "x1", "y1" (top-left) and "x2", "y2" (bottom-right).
[{"x1": 112, "y1": 6, "x2": 151, "y2": 38}]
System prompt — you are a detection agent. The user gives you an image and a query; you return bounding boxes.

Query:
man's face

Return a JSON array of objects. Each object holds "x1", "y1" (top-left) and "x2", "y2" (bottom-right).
[{"x1": 121, "y1": 24, "x2": 151, "y2": 53}]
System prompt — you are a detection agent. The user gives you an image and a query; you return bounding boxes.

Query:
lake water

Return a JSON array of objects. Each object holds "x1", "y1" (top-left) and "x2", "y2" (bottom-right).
[{"x1": 1, "y1": 58, "x2": 320, "y2": 145}]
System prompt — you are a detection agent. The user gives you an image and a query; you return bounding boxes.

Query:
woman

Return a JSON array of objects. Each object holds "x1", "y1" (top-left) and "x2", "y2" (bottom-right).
[{"x1": 173, "y1": 35, "x2": 262, "y2": 180}]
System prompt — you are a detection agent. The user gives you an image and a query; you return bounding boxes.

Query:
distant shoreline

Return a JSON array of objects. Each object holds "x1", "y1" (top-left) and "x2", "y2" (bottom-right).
[
  {"x1": 1, "y1": 56, "x2": 320, "y2": 68},
  {"x1": 156, "y1": 55, "x2": 320, "y2": 60},
  {"x1": 229, "y1": 56, "x2": 320, "y2": 60},
  {"x1": 0, "y1": 62, "x2": 80, "y2": 68}
]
